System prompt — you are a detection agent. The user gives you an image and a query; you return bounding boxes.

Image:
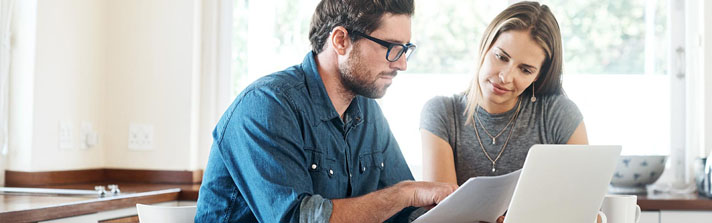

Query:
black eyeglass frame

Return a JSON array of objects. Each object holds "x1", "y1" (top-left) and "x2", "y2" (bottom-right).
[{"x1": 349, "y1": 30, "x2": 416, "y2": 62}]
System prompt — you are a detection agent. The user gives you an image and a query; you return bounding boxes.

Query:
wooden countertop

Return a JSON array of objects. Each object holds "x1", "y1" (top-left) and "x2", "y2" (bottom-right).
[
  {"x1": 0, "y1": 182, "x2": 200, "y2": 222},
  {"x1": 637, "y1": 192, "x2": 712, "y2": 211}
]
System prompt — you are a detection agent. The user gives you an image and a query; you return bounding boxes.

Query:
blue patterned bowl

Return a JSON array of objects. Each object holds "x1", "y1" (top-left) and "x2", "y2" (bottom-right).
[{"x1": 609, "y1": 155, "x2": 667, "y2": 193}]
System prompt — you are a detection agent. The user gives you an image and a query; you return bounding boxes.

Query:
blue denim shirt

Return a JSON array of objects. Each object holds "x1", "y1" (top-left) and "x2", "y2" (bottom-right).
[{"x1": 195, "y1": 52, "x2": 417, "y2": 222}]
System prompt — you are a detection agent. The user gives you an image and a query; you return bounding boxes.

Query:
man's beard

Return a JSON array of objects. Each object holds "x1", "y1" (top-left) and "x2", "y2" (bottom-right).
[{"x1": 338, "y1": 48, "x2": 396, "y2": 99}]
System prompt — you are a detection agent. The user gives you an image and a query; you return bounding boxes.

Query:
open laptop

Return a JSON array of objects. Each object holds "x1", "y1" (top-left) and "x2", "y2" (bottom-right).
[{"x1": 503, "y1": 145, "x2": 621, "y2": 223}]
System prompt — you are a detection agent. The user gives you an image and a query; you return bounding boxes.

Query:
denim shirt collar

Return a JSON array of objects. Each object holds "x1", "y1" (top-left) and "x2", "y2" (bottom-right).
[{"x1": 301, "y1": 52, "x2": 363, "y2": 125}]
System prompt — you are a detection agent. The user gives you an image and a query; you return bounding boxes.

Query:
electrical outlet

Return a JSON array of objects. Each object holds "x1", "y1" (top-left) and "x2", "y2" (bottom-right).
[
  {"x1": 58, "y1": 121, "x2": 74, "y2": 150},
  {"x1": 128, "y1": 123, "x2": 153, "y2": 150}
]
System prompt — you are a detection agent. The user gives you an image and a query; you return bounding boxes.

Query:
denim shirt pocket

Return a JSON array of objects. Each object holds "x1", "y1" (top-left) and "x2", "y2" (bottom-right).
[
  {"x1": 305, "y1": 148, "x2": 336, "y2": 196},
  {"x1": 358, "y1": 151, "x2": 385, "y2": 174}
]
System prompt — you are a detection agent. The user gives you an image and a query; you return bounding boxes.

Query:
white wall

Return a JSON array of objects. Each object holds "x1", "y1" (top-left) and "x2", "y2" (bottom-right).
[
  {"x1": 29, "y1": 0, "x2": 107, "y2": 171},
  {"x1": 103, "y1": 0, "x2": 198, "y2": 170},
  {"x1": 7, "y1": 0, "x2": 204, "y2": 172}
]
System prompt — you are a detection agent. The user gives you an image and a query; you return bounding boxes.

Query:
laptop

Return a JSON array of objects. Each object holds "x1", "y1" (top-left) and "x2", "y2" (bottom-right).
[{"x1": 503, "y1": 145, "x2": 621, "y2": 223}]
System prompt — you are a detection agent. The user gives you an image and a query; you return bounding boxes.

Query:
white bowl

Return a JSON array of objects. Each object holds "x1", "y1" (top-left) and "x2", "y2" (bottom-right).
[{"x1": 609, "y1": 155, "x2": 667, "y2": 193}]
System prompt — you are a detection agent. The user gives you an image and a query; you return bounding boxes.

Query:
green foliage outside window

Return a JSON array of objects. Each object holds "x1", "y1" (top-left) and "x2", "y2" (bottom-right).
[{"x1": 232, "y1": 0, "x2": 669, "y2": 95}]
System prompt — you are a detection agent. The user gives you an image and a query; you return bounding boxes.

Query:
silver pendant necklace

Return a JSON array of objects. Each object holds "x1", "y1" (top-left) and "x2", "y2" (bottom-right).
[
  {"x1": 475, "y1": 100, "x2": 518, "y2": 145},
  {"x1": 474, "y1": 97, "x2": 522, "y2": 173}
]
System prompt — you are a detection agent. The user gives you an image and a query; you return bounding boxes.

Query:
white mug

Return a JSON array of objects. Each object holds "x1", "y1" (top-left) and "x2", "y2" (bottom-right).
[{"x1": 600, "y1": 194, "x2": 641, "y2": 223}]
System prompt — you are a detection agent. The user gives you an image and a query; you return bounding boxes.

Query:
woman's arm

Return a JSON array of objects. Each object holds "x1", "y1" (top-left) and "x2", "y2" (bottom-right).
[
  {"x1": 421, "y1": 129, "x2": 458, "y2": 185},
  {"x1": 566, "y1": 121, "x2": 588, "y2": 144}
]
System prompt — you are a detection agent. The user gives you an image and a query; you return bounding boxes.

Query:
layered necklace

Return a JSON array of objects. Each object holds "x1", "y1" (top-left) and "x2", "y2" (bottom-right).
[{"x1": 474, "y1": 97, "x2": 522, "y2": 172}]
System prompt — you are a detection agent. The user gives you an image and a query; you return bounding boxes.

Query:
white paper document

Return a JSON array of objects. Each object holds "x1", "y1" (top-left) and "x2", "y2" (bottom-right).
[{"x1": 413, "y1": 170, "x2": 521, "y2": 223}]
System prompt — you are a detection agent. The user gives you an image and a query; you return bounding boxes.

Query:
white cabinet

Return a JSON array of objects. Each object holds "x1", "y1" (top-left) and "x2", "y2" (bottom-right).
[
  {"x1": 660, "y1": 210, "x2": 712, "y2": 223},
  {"x1": 635, "y1": 210, "x2": 712, "y2": 223},
  {"x1": 39, "y1": 201, "x2": 197, "y2": 223},
  {"x1": 640, "y1": 211, "x2": 660, "y2": 223},
  {"x1": 39, "y1": 205, "x2": 143, "y2": 223}
]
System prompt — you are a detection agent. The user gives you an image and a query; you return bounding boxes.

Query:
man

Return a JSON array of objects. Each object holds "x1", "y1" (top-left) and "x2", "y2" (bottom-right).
[{"x1": 195, "y1": 0, "x2": 456, "y2": 222}]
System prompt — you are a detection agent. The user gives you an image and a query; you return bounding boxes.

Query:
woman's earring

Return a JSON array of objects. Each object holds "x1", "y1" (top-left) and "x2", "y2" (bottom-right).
[{"x1": 530, "y1": 83, "x2": 537, "y2": 103}]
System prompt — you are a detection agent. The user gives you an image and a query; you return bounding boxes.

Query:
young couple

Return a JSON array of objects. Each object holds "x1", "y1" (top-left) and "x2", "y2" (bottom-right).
[{"x1": 196, "y1": 0, "x2": 589, "y2": 222}]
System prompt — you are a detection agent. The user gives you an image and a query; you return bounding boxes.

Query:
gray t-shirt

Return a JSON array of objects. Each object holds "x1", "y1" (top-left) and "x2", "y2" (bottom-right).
[{"x1": 420, "y1": 93, "x2": 583, "y2": 185}]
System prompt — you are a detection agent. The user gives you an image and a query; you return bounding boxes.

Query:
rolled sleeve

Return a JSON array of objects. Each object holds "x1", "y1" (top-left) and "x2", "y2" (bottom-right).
[{"x1": 299, "y1": 194, "x2": 333, "y2": 223}]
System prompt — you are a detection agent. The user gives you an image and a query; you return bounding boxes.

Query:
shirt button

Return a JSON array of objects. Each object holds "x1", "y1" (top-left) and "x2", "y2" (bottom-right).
[
  {"x1": 380, "y1": 162, "x2": 384, "y2": 168},
  {"x1": 311, "y1": 164, "x2": 317, "y2": 170},
  {"x1": 329, "y1": 169, "x2": 334, "y2": 175},
  {"x1": 362, "y1": 167, "x2": 366, "y2": 172},
  {"x1": 349, "y1": 173, "x2": 352, "y2": 178}
]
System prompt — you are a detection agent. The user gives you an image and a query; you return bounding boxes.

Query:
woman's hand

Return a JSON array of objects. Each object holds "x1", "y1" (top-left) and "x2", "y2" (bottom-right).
[
  {"x1": 478, "y1": 216, "x2": 505, "y2": 223},
  {"x1": 487, "y1": 214, "x2": 600, "y2": 223}
]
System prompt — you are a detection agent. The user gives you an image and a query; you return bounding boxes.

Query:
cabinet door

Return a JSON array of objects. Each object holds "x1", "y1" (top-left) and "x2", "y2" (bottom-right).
[
  {"x1": 660, "y1": 210, "x2": 712, "y2": 223},
  {"x1": 39, "y1": 213, "x2": 99, "y2": 223},
  {"x1": 640, "y1": 211, "x2": 659, "y2": 223}
]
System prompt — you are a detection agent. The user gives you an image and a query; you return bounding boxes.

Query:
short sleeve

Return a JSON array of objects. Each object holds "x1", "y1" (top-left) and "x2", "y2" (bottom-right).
[
  {"x1": 543, "y1": 95, "x2": 584, "y2": 144},
  {"x1": 420, "y1": 96, "x2": 455, "y2": 143}
]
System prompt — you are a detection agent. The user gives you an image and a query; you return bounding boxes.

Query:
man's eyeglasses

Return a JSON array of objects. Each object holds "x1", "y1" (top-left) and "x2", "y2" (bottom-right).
[{"x1": 349, "y1": 30, "x2": 416, "y2": 62}]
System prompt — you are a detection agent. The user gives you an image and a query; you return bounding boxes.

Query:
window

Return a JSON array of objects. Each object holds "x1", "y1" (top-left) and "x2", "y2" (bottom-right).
[
  {"x1": 537, "y1": 0, "x2": 671, "y2": 156},
  {"x1": 231, "y1": 0, "x2": 319, "y2": 96},
  {"x1": 231, "y1": 0, "x2": 677, "y2": 180}
]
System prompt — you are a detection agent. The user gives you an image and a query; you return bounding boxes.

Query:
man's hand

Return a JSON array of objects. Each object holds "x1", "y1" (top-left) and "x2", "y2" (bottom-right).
[
  {"x1": 397, "y1": 181, "x2": 458, "y2": 208},
  {"x1": 330, "y1": 181, "x2": 457, "y2": 223}
]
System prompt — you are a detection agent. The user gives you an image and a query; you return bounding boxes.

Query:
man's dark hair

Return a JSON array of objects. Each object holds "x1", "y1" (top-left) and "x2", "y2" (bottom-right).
[{"x1": 308, "y1": 0, "x2": 414, "y2": 54}]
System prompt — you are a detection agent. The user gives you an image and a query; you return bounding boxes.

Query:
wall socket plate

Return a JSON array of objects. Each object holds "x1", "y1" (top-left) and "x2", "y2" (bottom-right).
[
  {"x1": 128, "y1": 123, "x2": 154, "y2": 150},
  {"x1": 58, "y1": 121, "x2": 74, "y2": 150}
]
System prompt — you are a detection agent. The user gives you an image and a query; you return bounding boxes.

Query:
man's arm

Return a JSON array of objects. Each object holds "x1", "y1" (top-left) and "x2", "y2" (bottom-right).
[
  {"x1": 330, "y1": 180, "x2": 457, "y2": 223},
  {"x1": 221, "y1": 89, "x2": 457, "y2": 222},
  {"x1": 218, "y1": 88, "x2": 317, "y2": 222}
]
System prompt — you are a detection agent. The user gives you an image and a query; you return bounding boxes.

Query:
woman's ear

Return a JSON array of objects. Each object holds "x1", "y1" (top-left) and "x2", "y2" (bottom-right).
[
  {"x1": 532, "y1": 73, "x2": 542, "y2": 85},
  {"x1": 329, "y1": 26, "x2": 351, "y2": 56}
]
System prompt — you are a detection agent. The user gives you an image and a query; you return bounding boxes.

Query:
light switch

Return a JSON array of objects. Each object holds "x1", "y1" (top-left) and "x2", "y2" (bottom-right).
[
  {"x1": 80, "y1": 122, "x2": 97, "y2": 149},
  {"x1": 58, "y1": 121, "x2": 74, "y2": 150}
]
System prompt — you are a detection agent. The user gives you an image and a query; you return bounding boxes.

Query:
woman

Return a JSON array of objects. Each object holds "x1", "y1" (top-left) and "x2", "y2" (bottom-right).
[{"x1": 420, "y1": 1, "x2": 587, "y2": 185}]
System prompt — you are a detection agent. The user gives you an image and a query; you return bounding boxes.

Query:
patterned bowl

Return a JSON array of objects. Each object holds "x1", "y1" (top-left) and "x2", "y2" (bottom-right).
[{"x1": 609, "y1": 155, "x2": 667, "y2": 193}]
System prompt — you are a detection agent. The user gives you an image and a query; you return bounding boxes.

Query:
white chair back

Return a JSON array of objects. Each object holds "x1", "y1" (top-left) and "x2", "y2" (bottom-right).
[{"x1": 136, "y1": 204, "x2": 197, "y2": 223}]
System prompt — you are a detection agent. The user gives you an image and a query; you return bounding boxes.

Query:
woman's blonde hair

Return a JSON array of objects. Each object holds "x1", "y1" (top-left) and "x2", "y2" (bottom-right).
[{"x1": 464, "y1": 1, "x2": 563, "y2": 125}]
